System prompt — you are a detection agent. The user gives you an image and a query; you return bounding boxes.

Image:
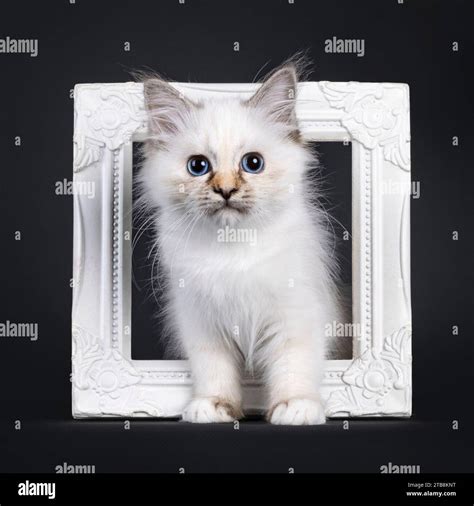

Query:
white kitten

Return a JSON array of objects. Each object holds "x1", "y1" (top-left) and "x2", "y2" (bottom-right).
[{"x1": 138, "y1": 63, "x2": 347, "y2": 425}]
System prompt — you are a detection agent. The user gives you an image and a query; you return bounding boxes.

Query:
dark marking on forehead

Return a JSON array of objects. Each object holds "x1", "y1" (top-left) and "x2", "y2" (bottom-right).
[{"x1": 288, "y1": 129, "x2": 302, "y2": 143}]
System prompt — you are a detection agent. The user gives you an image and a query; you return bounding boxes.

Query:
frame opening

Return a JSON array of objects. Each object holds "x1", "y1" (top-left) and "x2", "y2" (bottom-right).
[{"x1": 130, "y1": 140, "x2": 354, "y2": 361}]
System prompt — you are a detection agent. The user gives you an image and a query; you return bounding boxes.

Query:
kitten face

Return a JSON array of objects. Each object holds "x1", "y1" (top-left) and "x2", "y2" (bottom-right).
[{"x1": 141, "y1": 65, "x2": 311, "y2": 227}]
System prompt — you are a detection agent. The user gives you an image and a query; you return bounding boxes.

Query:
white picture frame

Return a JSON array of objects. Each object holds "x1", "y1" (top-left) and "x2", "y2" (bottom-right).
[{"x1": 71, "y1": 81, "x2": 412, "y2": 419}]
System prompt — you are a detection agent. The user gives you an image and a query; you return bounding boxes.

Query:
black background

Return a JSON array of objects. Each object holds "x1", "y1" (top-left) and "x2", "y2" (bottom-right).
[{"x1": 0, "y1": 0, "x2": 472, "y2": 474}]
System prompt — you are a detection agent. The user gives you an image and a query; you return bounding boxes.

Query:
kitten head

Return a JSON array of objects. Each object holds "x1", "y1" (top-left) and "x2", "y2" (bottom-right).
[{"x1": 140, "y1": 63, "x2": 312, "y2": 228}]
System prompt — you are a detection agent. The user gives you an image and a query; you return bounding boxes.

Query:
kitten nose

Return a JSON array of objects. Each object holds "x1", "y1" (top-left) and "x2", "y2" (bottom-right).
[{"x1": 213, "y1": 187, "x2": 238, "y2": 201}]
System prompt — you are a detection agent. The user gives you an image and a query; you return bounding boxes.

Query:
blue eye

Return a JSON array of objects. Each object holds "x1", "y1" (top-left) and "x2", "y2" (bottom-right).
[
  {"x1": 187, "y1": 155, "x2": 211, "y2": 176},
  {"x1": 241, "y1": 152, "x2": 264, "y2": 174}
]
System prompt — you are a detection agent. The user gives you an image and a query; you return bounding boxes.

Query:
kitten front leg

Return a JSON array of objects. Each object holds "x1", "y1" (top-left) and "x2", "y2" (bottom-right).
[
  {"x1": 177, "y1": 310, "x2": 243, "y2": 423},
  {"x1": 264, "y1": 314, "x2": 326, "y2": 425},
  {"x1": 182, "y1": 342, "x2": 243, "y2": 423}
]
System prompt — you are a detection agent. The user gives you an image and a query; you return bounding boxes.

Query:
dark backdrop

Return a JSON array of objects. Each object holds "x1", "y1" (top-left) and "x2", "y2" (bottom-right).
[{"x1": 0, "y1": 0, "x2": 472, "y2": 473}]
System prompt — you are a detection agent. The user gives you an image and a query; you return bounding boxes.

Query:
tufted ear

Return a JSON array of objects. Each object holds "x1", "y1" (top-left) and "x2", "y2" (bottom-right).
[
  {"x1": 248, "y1": 64, "x2": 298, "y2": 128},
  {"x1": 143, "y1": 78, "x2": 195, "y2": 139}
]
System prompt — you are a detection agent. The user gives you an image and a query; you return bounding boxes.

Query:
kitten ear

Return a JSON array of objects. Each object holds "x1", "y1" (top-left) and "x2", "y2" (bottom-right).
[
  {"x1": 143, "y1": 78, "x2": 195, "y2": 139},
  {"x1": 248, "y1": 64, "x2": 298, "y2": 128}
]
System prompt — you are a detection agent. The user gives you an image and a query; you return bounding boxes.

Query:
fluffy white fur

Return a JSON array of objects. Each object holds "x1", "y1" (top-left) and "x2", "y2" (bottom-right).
[{"x1": 138, "y1": 63, "x2": 346, "y2": 425}]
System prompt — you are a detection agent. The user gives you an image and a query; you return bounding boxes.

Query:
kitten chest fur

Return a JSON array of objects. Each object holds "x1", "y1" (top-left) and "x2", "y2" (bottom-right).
[{"x1": 159, "y1": 203, "x2": 334, "y2": 368}]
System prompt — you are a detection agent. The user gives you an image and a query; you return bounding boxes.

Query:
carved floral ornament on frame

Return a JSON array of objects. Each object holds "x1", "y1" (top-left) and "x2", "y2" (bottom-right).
[{"x1": 72, "y1": 81, "x2": 412, "y2": 419}]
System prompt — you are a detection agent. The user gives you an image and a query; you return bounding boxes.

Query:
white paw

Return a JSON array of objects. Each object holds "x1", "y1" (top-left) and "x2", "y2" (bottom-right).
[
  {"x1": 269, "y1": 398, "x2": 326, "y2": 425},
  {"x1": 182, "y1": 397, "x2": 240, "y2": 423}
]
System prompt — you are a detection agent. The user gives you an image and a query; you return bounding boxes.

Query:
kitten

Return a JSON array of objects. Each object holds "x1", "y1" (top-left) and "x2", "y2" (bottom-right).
[{"x1": 138, "y1": 62, "x2": 346, "y2": 424}]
